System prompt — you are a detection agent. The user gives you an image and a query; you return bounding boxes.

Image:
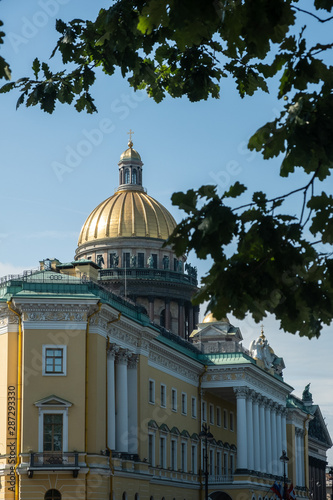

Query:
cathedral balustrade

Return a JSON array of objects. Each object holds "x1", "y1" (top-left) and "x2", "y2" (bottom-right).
[{"x1": 99, "y1": 268, "x2": 198, "y2": 286}]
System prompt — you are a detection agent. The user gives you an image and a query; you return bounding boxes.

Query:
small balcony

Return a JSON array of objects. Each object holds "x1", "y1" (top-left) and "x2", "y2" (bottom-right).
[{"x1": 28, "y1": 452, "x2": 80, "y2": 478}]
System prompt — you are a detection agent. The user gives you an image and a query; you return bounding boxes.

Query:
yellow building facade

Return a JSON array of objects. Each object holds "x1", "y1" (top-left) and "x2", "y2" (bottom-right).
[{"x1": 0, "y1": 140, "x2": 331, "y2": 500}]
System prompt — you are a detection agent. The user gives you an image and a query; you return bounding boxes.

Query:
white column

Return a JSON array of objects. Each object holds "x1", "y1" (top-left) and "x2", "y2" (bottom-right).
[
  {"x1": 300, "y1": 430, "x2": 305, "y2": 487},
  {"x1": 265, "y1": 401, "x2": 272, "y2": 474},
  {"x1": 116, "y1": 349, "x2": 129, "y2": 452},
  {"x1": 234, "y1": 387, "x2": 248, "y2": 470},
  {"x1": 296, "y1": 429, "x2": 301, "y2": 487},
  {"x1": 276, "y1": 407, "x2": 282, "y2": 476},
  {"x1": 253, "y1": 394, "x2": 260, "y2": 472},
  {"x1": 107, "y1": 344, "x2": 118, "y2": 450},
  {"x1": 271, "y1": 405, "x2": 278, "y2": 476},
  {"x1": 247, "y1": 391, "x2": 254, "y2": 471},
  {"x1": 259, "y1": 397, "x2": 267, "y2": 474},
  {"x1": 127, "y1": 354, "x2": 138, "y2": 454}
]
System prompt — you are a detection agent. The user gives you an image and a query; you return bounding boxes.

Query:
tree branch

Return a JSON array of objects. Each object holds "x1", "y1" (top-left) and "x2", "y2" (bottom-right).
[{"x1": 291, "y1": 5, "x2": 333, "y2": 23}]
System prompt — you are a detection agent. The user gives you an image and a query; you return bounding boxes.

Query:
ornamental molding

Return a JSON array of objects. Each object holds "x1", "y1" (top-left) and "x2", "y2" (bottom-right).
[
  {"x1": 204, "y1": 365, "x2": 289, "y2": 403},
  {"x1": 148, "y1": 342, "x2": 200, "y2": 384},
  {"x1": 18, "y1": 303, "x2": 91, "y2": 322},
  {"x1": 0, "y1": 308, "x2": 18, "y2": 327}
]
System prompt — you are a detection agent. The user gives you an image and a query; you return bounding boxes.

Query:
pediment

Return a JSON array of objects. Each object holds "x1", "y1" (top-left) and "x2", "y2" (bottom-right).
[
  {"x1": 34, "y1": 395, "x2": 73, "y2": 408},
  {"x1": 309, "y1": 406, "x2": 332, "y2": 448}
]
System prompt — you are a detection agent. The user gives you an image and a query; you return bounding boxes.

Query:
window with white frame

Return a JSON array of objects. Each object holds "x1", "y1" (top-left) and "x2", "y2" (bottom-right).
[
  {"x1": 35, "y1": 395, "x2": 71, "y2": 453},
  {"x1": 230, "y1": 411, "x2": 234, "y2": 431},
  {"x1": 223, "y1": 452, "x2": 228, "y2": 475},
  {"x1": 42, "y1": 345, "x2": 67, "y2": 376},
  {"x1": 171, "y1": 388, "x2": 177, "y2": 411},
  {"x1": 149, "y1": 379, "x2": 155, "y2": 404},
  {"x1": 171, "y1": 439, "x2": 177, "y2": 470},
  {"x1": 223, "y1": 409, "x2": 228, "y2": 429},
  {"x1": 191, "y1": 397, "x2": 197, "y2": 418},
  {"x1": 159, "y1": 436, "x2": 166, "y2": 468},
  {"x1": 209, "y1": 403, "x2": 214, "y2": 425},
  {"x1": 209, "y1": 449, "x2": 214, "y2": 475},
  {"x1": 230, "y1": 454, "x2": 234, "y2": 474},
  {"x1": 160, "y1": 384, "x2": 166, "y2": 407},
  {"x1": 181, "y1": 442, "x2": 187, "y2": 472},
  {"x1": 148, "y1": 433, "x2": 155, "y2": 466},
  {"x1": 216, "y1": 450, "x2": 222, "y2": 475},
  {"x1": 202, "y1": 401, "x2": 207, "y2": 422},
  {"x1": 191, "y1": 444, "x2": 197, "y2": 474},
  {"x1": 181, "y1": 393, "x2": 187, "y2": 415},
  {"x1": 216, "y1": 406, "x2": 221, "y2": 427}
]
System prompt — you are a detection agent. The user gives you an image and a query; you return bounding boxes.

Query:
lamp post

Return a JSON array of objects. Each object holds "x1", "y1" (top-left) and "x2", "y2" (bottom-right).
[
  {"x1": 199, "y1": 423, "x2": 214, "y2": 500},
  {"x1": 280, "y1": 450, "x2": 289, "y2": 500}
]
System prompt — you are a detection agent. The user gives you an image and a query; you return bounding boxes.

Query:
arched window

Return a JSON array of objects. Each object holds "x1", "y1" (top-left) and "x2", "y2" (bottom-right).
[
  {"x1": 124, "y1": 169, "x2": 130, "y2": 184},
  {"x1": 132, "y1": 169, "x2": 137, "y2": 184},
  {"x1": 160, "y1": 309, "x2": 165, "y2": 328},
  {"x1": 45, "y1": 490, "x2": 61, "y2": 500},
  {"x1": 122, "y1": 493, "x2": 128, "y2": 500},
  {"x1": 135, "y1": 495, "x2": 139, "y2": 500}
]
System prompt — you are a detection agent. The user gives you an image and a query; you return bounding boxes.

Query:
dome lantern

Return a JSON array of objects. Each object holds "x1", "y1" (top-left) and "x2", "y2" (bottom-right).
[{"x1": 118, "y1": 130, "x2": 144, "y2": 191}]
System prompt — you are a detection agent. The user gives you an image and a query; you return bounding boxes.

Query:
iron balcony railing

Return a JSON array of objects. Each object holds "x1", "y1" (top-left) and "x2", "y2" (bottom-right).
[{"x1": 28, "y1": 452, "x2": 80, "y2": 478}]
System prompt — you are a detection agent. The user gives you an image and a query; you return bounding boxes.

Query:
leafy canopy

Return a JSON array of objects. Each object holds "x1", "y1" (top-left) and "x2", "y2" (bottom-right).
[{"x1": 1, "y1": 0, "x2": 333, "y2": 337}]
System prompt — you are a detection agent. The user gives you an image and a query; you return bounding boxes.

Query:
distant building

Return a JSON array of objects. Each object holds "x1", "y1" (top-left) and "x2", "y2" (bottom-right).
[{"x1": 0, "y1": 140, "x2": 331, "y2": 500}]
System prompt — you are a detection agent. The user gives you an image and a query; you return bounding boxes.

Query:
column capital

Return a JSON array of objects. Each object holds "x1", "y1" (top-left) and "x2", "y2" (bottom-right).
[
  {"x1": 234, "y1": 387, "x2": 248, "y2": 399},
  {"x1": 115, "y1": 348, "x2": 130, "y2": 364},
  {"x1": 107, "y1": 342, "x2": 119, "y2": 359},
  {"x1": 128, "y1": 354, "x2": 139, "y2": 369}
]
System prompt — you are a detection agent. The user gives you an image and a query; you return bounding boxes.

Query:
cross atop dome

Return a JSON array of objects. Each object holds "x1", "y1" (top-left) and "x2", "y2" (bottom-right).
[{"x1": 127, "y1": 128, "x2": 134, "y2": 148}]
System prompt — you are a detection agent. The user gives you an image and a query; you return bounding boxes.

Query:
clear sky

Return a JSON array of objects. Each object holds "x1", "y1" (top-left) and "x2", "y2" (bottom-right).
[{"x1": 1, "y1": 0, "x2": 333, "y2": 466}]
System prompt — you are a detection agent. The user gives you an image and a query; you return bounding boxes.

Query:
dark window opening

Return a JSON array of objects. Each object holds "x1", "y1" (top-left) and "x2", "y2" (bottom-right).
[{"x1": 138, "y1": 253, "x2": 145, "y2": 268}]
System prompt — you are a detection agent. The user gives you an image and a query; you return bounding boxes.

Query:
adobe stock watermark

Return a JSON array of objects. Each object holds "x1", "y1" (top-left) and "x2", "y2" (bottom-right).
[
  {"x1": 51, "y1": 90, "x2": 146, "y2": 183},
  {"x1": 7, "y1": 0, "x2": 71, "y2": 54}
]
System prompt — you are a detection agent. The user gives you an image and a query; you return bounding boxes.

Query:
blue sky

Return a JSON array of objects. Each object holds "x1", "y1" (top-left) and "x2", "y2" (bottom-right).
[{"x1": 1, "y1": 0, "x2": 333, "y2": 464}]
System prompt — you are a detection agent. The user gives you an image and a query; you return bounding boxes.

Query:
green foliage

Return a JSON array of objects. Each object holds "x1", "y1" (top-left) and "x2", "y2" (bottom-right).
[{"x1": 1, "y1": 1, "x2": 333, "y2": 337}]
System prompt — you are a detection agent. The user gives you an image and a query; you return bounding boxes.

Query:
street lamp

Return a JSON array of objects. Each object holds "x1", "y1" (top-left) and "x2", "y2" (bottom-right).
[
  {"x1": 199, "y1": 423, "x2": 214, "y2": 500},
  {"x1": 280, "y1": 450, "x2": 289, "y2": 500}
]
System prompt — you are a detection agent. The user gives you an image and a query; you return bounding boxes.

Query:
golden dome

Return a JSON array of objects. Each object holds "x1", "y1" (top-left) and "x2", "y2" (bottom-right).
[
  {"x1": 120, "y1": 146, "x2": 141, "y2": 161},
  {"x1": 202, "y1": 312, "x2": 229, "y2": 324},
  {"x1": 78, "y1": 189, "x2": 177, "y2": 245}
]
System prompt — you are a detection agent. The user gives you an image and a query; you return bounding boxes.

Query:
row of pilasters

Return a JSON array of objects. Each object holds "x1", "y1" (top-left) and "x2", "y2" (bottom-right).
[
  {"x1": 234, "y1": 387, "x2": 287, "y2": 476},
  {"x1": 107, "y1": 345, "x2": 138, "y2": 453}
]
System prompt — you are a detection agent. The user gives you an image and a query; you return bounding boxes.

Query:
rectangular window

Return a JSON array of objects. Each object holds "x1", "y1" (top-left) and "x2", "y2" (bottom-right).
[
  {"x1": 181, "y1": 442, "x2": 187, "y2": 472},
  {"x1": 216, "y1": 407, "x2": 221, "y2": 427},
  {"x1": 223, "y1": 452, "x2": 228, "y2": 475},
  {"x1": 138, "y1": 252, "x2": 144, "y2": 268},
  {"x1": 202, "y1": 401, "x2": 207, "y2": 422},
  {"x1": 209, "y1": 449, "x2": 214, "y2": 475},
  {"x1": 191, "y1": 397, "x2": 197, "y2": 419},
  {"x1": 122, "y1": 252, "x2": 130, "y2": 268},
  {"x1": 230, "y1": 411, "x2": 234, "y2": 431},
  {"x1": 160, "y1": 436, "x2": 166, "y2": 468},
  {"x1": 230, "y1": 454, "x2": 234, "y2": 474},
  {"x1": 171, "y1": 388, "x2": 177, "y2": 412},
  {"x1": 43, "y1": 414, "x2": 63, "y2": 452},
  {"x1": 149, "y1": 379, "x2": 155, "y2": 404},
  {"x1": 191, "y1": 444, "x2": 197, "y2": 474},
  {"x1": 223, "y1": 409, "x2": 228, "y2": 429},
  {"x1": 216, "y1": 451, "x2": 222, "y2": 475},
  {"x1": 209, "y1": 404, "x2": 214, "y2": 425},
  {"x1": 152, "y1": 253, "x2": 158, "y2": 269},
  {"x1": 148, "y1": 433, "x2": 155, "y2": 466},
  {"x1": 181, "y1": 393, "x2": 187, "y2": 415},
  {"x1": 160, "y1": 384, "x2": 166, "y2": 407},
  {"x1": 43, "y1": 345, "x2": 66, "y2": 376},
  {"x1": 171, "y1": 439, "x2": 177, "y2": 470}
]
